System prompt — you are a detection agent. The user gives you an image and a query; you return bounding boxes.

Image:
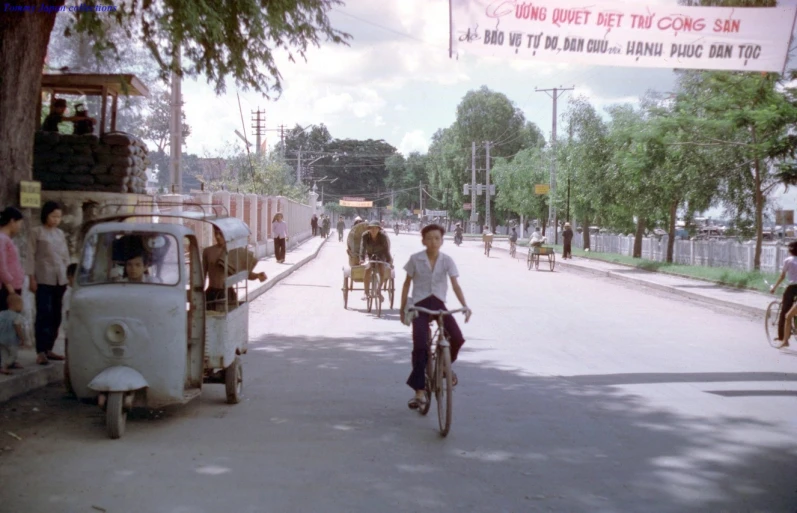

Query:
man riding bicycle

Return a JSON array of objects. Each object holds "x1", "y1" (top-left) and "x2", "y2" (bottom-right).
[
  {"x1": 509, "y1": 227, "x2": 518, "y2": 254},
  {"x1": 529, "y1": 226, "x2": 544, "y2": 248},
  {"x1": 360, "y1": 221, "x2": 393, "y2": 300}
]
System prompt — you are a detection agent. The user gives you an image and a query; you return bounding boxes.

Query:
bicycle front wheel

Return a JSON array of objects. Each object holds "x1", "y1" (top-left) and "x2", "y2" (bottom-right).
[
  {"x1": 765, "y1": 301, "x2": 782, "y2": 348},
  {"x1": 435, "y1": 346, "x2": 453, "y2": 437}
]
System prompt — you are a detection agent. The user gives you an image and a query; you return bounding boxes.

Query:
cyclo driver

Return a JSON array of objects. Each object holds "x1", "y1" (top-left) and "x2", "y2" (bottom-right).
[{"x1": 360, "y1": 221, "x2": 393, "y2": 300}]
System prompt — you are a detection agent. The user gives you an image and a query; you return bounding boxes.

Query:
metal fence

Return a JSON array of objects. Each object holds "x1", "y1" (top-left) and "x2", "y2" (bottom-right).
[{"x1": 553, "y1": 232, "x2": 786, "y2": 273}]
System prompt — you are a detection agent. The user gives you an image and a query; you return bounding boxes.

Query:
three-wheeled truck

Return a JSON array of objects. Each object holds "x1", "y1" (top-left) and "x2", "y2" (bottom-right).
[{"x1": 66, "y1": 205, "x2": 252, "y2": 438}]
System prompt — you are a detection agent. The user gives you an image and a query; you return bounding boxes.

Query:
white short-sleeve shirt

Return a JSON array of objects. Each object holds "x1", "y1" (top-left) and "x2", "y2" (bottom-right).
[
  {"x1": 404, "y1": 250, "x2": 459, "y2": 303},
  {"x1": 784, "y1": 256, "x2": 797, "y2": 283}
]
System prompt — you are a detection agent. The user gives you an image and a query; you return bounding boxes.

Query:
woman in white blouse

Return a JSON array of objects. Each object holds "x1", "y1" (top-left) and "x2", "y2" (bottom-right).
[
  {"x1": 27, "y1": 201, "x2": 70, "y2": 365},
  {"x1": 272, "y1": 212, "x2": 289, "y2": 264}
]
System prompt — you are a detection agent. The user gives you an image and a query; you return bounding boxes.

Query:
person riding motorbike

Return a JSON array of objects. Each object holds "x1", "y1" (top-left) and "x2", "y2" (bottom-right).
[
  {"x1": 454, "y1": 223, "x2": 463, "y2": 245},
  {"x1": 360, "y1": 221, "x2": 393, "y2": 301}
]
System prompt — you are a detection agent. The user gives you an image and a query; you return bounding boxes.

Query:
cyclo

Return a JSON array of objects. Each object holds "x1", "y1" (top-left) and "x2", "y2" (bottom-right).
[{"x1": 66, "y1": 203, "x2": 251, "y2": 439}]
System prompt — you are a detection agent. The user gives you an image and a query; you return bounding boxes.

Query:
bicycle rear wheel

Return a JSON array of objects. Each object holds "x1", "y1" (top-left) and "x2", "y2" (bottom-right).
[
  {"x1": 435, "y1": 346, "x2": 453, "y2": 437},
  {"x1": 765, "y1": 301, "x2": 782, "y2": 348}
]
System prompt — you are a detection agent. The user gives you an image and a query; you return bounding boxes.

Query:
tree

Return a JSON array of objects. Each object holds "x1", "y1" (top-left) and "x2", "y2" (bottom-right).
[
  {"x1": 559, "y1": 97, "x2": 610, "y2": 249},
  {"x1": 385, "y1": 152, "x2": 428, "y2": 213},
  {"x1": 209, "y1": 152, "x2": 306, "y2": 202},
  {"x1": 0, "y1": 0, "x2": 349, "y2": 212},
  {"x1": 139, "y1": 89, "x2": 191, "y2": 154},
  {"x1": 492, "y1": 148, "x2": 550, "y2": 225},
  {"x1": 674, "y1": 71, "x2": 797, "y2": 269},
  {"x1": 453, "y1": 86, "x2": 539, "y2": 226}
]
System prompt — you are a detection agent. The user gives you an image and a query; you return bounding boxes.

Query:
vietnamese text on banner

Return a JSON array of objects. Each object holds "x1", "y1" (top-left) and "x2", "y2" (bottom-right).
[{"x1": 450, "y1": 0, "x2": 796, "y2": 72}]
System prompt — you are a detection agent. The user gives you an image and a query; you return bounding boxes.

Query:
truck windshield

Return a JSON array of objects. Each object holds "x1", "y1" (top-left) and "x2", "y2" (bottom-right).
[{"x1": 78, "y1": 231, "x2": 181, "y2": 286}]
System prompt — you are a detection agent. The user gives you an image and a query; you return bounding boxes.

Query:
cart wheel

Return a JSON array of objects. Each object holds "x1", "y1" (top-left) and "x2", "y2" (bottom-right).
[
  {"x1": 225, "y1": 356, "x2": 243, "y2": 404},
  {"x1": 549, "y1": 253, "x2": 556, "y2": 272},
  {"x1": 343, "y1": 277, "x2": 349, "y2": 309},
  {"x1": 106, "y1": 392, "x2": 126, "y2": 439},
  {"x1": 389, "y1": 279, "x2": 395, "y2": 309}
]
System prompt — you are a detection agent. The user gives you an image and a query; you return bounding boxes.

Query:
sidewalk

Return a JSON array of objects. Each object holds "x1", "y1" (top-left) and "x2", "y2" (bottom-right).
[
  {"x1": 0, "y1": 234, "x2": 329, "y2": 404},
  {"x1": 490, "y1": 239, "x2": 771, "y2": 316}
]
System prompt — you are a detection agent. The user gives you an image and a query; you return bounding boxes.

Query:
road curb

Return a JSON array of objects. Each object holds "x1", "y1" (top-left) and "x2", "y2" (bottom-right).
[
  {"x1": 249, "y1": 236, "x2": 327, "y2": 302},
  {"x1": 0, "y1": 361, "x2": 64, "y2": 404},
  {"x1": 494, "y1": 242, "x2": 767, "y2": 316}
]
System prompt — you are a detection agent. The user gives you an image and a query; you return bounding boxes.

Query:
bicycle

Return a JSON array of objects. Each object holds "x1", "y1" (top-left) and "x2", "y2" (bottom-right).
[
  {"x1": 365, "y1": 259, "x2": 392, "y2": 317},
  {"x1": 408, "y1": 306, "x2": 469, "y2": 437},
  {"x1": 483, "y1": 233, "x2": 493, "y2": 257},
  {"x1": 764, "y1": 280, "x2": 797, "y2": 348}
]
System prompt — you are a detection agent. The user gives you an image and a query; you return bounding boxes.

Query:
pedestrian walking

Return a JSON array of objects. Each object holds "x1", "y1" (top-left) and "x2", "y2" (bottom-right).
[
  {"x1": 311, "y1": 214, "x2": 319, "y2": 236},
  {"x1": 563, "y1": 222, "x2": 574, "y2": 259},
  {"x1": 27, "y1": 200, "x2": 70, "y2": 365},
  {"x1": 322, "y1": 215, "x2": 331, "y2": 238},
  {"x1": 336, "y1": 217, "x2": 345, "y2": 242},
  {"x1": 272, "y1": 212, "x2": 289, "y2": 263}
]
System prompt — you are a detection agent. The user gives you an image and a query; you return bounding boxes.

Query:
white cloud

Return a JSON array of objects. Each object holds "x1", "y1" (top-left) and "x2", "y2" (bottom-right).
[
  {"x1": 177, "y1": 0, "x2": 683, "y2": 157},
  {"x1": 398, "y1": 130, "x2": 429, "y2": 155}
]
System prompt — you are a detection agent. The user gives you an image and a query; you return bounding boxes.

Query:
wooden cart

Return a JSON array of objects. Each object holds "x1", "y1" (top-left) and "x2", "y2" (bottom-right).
[
  {"x1": 527, "y1": 245, "x2": 556, "y2": 271},
  {"x1": 343, "y1": 264, "x2": 395, "y2": 317}
]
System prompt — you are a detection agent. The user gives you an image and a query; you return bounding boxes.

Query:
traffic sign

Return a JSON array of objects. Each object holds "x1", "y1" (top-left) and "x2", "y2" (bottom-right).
[
  {"x1": 534, "y1": 184, "x2": 550, "y2": 195},
  {"x1": 463, "y1": 203, "x2": 472, "y2": 210}
]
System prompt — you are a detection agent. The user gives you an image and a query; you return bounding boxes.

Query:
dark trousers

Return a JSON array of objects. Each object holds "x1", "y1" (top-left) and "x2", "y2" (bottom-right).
[
  {"x1": 312, "y1": 225, "x2": 318, "y2": 236},
  {"x1": 407, "y1": 296, "x2": 465, "y2": 391},
  {"x1": 563, "y1": 242, "x2": 572, "y2": 259},
  {"x1": 274, "y1": 237, "x2": 286, "y2": 262},
  {"x1": 35, "y1": 284, "x2": 66, "y2": 354},
  {"x1": 778, "y1": 284, "x2": 797, "y2": 340}
]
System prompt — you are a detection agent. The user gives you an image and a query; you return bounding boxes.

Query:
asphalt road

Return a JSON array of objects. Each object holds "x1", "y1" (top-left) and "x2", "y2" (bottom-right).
[{"x1": 1, "y1": 232, "x2": 796, "y2": 513}]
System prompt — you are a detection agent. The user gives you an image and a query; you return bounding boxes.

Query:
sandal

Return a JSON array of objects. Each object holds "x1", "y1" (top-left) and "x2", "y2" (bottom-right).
[
  {"x1": 443, "y1": 370, "x2": 458, "y2": 387},
  {"x1": 408, "y1": 396, "x2": 427, "y2": 410},
  {"x1": 36, "y1": 353, "x2": 49, "y2": 365}
]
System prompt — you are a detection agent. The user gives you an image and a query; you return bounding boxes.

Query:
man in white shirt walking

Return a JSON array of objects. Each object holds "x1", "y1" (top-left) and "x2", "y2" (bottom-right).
[{"x1": 400, "y1": 224, "x2": 472, "y2": 410}]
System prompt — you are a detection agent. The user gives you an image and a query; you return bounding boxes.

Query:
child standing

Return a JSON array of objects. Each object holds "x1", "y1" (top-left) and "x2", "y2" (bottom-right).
[
  {"x1": 400, "y1": 224, "x2": 472, "y2": 410},
  {"x1": 0, "y1": 294, "x2": 27, "y2": 375}
]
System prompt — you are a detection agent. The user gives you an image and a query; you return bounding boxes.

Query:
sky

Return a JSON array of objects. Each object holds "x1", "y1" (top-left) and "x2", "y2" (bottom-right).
[{"x1": 177, "y1": 0, "x2": 797, "y2": 216}]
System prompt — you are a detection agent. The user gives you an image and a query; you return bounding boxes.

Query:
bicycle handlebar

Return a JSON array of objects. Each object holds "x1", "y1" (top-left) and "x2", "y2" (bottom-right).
[
  {"x1": 363, "y1": 259, "x2": 393, "y2": 269},
  {"x1": 409, "y1": 306, "x2": 470, "y2": 316}
]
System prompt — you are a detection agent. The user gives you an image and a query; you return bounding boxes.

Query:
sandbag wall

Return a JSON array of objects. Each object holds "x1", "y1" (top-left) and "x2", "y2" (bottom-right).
[{"x1": 33, "y1": 131, "x2": 150, "y2": 193}]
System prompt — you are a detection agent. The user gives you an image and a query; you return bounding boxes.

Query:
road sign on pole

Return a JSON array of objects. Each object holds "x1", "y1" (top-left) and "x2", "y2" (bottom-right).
[
  {"x1": 463, "y1": 203, "x2": 472, "y2": 210},
  {"x1": 534, "y1": 184, "x2": 550, "y2": 195}
]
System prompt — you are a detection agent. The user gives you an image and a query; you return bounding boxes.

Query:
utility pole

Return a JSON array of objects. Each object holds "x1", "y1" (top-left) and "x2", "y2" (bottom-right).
[
  {"x1": 251, "y1": 108, "x2": 266, "y2": 155},
  {"x1": 471, "y1": 141, "x2": 477, "y2": 233},
  {"x1": 536, "y1": 86, "x2": 574, "y2": 243},
  {"x1": 419, "y1": 181, "x2": 424, "y2": 223},
  {"x1": 297, "y1": 148, "x2": 302, "y2": 184},
  {"x1": 279, "y1": 124, "x2": 286, "y2": 159},
  {"x1": 567, "y1": 122, "x2": 573, "y2": 225},
  {"x1": 169, "y1": 47, "x2": 182, "y2": 193},
  {"x1": 485, "y1": 141, "x2": 492, "y2": 231}
]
